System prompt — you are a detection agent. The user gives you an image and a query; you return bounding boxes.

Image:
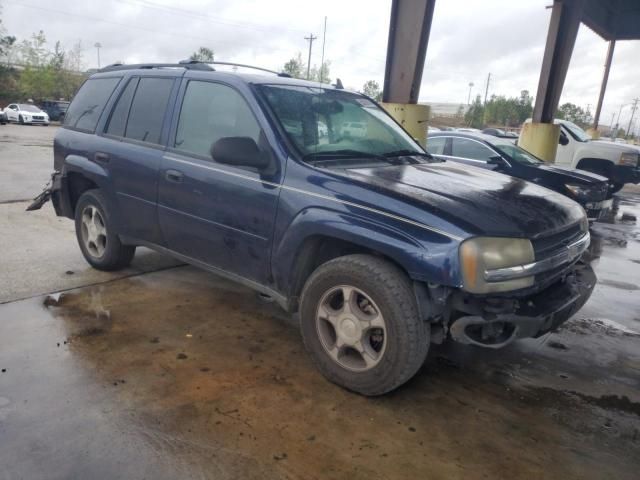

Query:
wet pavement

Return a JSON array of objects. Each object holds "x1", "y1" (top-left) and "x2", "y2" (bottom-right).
[
  {"x1": 1, "y1": 125, "x2": 639, "y2": 479},
  {"x1": 0, "y1": 190, "x2": 638, "y2": 479}
]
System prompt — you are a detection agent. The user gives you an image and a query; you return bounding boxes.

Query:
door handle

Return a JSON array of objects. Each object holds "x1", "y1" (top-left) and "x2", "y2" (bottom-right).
[
  {"x1": 165, "y1": 169, "x2": 184, "y2": 183},
  {"x1": 95, "y1": 152, "x2": 110, "y2": 163}
]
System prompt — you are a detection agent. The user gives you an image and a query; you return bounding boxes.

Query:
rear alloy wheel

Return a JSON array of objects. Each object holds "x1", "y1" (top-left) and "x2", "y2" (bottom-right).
[
  {"x1": 80, "y1": 205, "x2": 108, "y2": 258},
  {"x1": 300, "y1": 254, "x2": 430, "y2": 396},
  {"x1": 75, "y1": 190, "x2": 136, "y2": 271}
]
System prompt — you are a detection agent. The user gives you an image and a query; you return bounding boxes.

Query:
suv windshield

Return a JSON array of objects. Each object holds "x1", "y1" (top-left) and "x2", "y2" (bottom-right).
[
  {"x1": 560, "y1": 120, "x2": 591, "y2": 142},
  {"x1": 258, "y1": 84, "x2": 426, "y2": 162},
  {"x1": 18, "y1": 104, "x2": 42, "y2": 113},
  {"x1": 493, "y1": 142, "x2": 542, "y2": 165}
]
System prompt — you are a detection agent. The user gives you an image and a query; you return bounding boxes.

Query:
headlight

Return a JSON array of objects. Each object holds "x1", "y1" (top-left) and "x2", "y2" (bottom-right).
[
  {"x1": 459, "y1": 237, "x2": 535, "y2": 294},
  {"x1": 565, "y1": 183, "x2": 591, "y2": 200},
  {"x1": 619, "y1": 152, "x2": 639, "y2": 167}
]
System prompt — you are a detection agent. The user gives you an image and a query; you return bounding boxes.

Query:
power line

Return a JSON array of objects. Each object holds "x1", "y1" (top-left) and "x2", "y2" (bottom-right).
[
  {"x1": 3, "y1": 1, "x2": 294, "y2": 61},
  {"x1": 304, "y1": 33, "x2": 317, "y2": 80},
  {"x1": 112, "y1": 0, "x2": 310, "y2": 35}
]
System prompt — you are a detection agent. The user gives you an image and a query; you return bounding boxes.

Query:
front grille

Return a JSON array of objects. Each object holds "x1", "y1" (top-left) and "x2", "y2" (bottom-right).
[{"x1": 531, "y1": 223, "x2": 583, "y2": 260}]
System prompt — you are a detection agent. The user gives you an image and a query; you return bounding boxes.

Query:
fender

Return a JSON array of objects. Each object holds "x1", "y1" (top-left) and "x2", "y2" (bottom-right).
[
  {"x1": 63, "y1": 154, "x2": 110, "y2": 182},
  {"x1": 60, "y1": 155, "x2": 126, "y2": 231},
  {"x1": 272, "y1": 206, "x2": 462, "y2": 297}
]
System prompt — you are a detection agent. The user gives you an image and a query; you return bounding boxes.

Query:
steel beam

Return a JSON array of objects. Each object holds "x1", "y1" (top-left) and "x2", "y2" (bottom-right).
[
  {"x1": 382, "y1": 0, "x2": 436, "y2": 104},
  {"x1": 592, "y1": 39, "x2": 615, "y2": 130},
  {"x1": 532, "y1": 0, "x2": 584, "y2": 123}
]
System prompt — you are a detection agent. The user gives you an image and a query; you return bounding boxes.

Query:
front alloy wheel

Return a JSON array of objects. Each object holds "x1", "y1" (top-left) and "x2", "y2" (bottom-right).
[
  {"x1": 316, "y1": 285, "x2": 386, "y2": 371},
  {"x1": 300, "y1": 254, "x2": 430, "y2": 396}
]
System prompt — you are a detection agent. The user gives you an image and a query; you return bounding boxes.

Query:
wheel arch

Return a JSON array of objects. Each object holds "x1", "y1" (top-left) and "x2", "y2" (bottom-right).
[
  {"x1": 575, "y1": 157, "x2": 614, "y2": 178},
  {"x1": 272, "y1": 207, "x2": 456, "y2": 312}
]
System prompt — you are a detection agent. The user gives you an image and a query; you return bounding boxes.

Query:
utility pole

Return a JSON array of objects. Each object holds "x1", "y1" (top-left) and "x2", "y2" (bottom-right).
[
  {"x1": 320, "y1": 17, "x2": 327, "y2": 83},
  {"x1": 609, "y1": 112, "x2": 616, "y2": 132},
  {"x1": 483, "y1": 72, "x2": 491, "y2": 105},
  {"x1": 626, "y1": 98, "x2": 639, "y2": 138},
  {"x1": 94, "y1": 42, "x2": 102, "y2": 69},
  {"x1": 467, "y1": 82, "x2": 474, "y2": 105},
  {"x1": 304, "y1": 33, "x2": 317, "y2": 80}
]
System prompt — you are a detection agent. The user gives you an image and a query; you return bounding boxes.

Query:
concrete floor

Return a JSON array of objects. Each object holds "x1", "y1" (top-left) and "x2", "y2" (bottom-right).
[{"x1": 0, "y1": 124, "x2": 639, "y2": 479}]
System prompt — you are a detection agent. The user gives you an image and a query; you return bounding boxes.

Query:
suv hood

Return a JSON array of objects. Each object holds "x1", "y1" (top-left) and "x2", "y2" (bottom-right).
[
  {"x1": 591, "y1": 139, "x2": 640, "y2": 153},
  {"x1": 533, "y1": 163, "x2": 608, "y2": 184},
  {"x1": 343, "y1": 162, "x2": 585, "y2": 238}
]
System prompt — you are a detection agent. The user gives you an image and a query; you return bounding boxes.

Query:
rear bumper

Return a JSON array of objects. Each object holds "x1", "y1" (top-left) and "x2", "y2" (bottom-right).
[
  {"x1": 450, "y1": 262, "x2": 596, "y2": 348},
  {"x1": 26, "y1": 171, "x2": 72, "y2": 217}
]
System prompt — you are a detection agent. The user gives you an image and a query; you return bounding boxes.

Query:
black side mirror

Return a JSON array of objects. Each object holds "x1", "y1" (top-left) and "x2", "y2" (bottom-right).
[
  {"x1": 559, "y1": 132, "x2": 569, "y2": 146},
  {"x1": 488, "y1": 155, "x2": 506, "y2": 168},
  {"x1": 210, "y1": 136, "x2": 269, "y2": 169}
]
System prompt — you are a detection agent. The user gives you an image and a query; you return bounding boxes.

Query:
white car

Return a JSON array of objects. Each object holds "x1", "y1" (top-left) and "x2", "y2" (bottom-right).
[{"x1": 3, "y1": 103, "x2": 50, "y2": 125}]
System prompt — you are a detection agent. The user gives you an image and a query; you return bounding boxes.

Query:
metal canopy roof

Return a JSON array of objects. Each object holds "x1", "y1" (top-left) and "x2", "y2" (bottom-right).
[{"x1": 582, "y1": 0, "x2": 640, "y2": 41}]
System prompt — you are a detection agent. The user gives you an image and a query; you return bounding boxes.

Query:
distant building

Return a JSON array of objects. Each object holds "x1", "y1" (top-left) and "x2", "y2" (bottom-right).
[{"x1": 422, "y1": 102, "x2": 469, "y2": 117}]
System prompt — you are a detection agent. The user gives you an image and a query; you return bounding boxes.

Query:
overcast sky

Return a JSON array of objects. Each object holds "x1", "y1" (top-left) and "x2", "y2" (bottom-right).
[{"x1": 2, "y1": 0, "x2": 639, "y2": 130}]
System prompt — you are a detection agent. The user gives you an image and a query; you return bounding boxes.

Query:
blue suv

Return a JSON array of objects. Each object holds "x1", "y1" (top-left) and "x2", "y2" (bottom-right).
[{"x1": 30, "y1": 61, "x2": 596, "y2": 395}]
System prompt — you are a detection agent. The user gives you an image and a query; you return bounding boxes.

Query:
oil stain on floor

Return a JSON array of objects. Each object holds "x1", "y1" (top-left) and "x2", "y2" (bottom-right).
[{"x1": 1, "y1": 267, "x2": 639, "y2": 480}]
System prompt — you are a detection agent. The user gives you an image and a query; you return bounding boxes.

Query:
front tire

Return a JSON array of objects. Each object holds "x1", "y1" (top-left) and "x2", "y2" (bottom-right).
[
  {"x1": 300, "y1": 254, "x2": 429, "y2": 396},
  {"x1": 18, "y1": 115, "x2": 24, "y2": 125},
  {"x1": 74, "y1": 190, "x2": 136, "y2": 271}
]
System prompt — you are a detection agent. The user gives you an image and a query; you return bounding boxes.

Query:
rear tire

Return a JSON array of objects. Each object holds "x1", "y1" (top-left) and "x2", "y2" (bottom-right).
[
  {"x1": 74, "y1": 190, "x2": 136, "y2": 271},
  {"x1": 299, "y1": 254, "x2": 429, "y2": 396}
]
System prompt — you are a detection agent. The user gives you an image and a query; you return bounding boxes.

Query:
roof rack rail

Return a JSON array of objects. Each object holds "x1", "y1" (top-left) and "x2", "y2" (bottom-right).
[
  {"x1": 178, "y1": 60, "x2": 292, "y2": 78},
  {"x1": 98, "y1": 62, "x2": 214, "y2": 73},
  {"x1": 98, "y1": 60, "x2": 292, "y2": 78}
]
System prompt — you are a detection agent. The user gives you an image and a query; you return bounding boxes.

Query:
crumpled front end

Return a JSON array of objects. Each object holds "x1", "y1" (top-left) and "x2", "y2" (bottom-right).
[{"x1": 448, "y1": 261, "x2": 596, "y2": 348}]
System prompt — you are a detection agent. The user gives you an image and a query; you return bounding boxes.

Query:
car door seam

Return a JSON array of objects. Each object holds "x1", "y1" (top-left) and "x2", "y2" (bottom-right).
[{"x1": 164, "y1": 155, "x2": 464, "y2": 241}]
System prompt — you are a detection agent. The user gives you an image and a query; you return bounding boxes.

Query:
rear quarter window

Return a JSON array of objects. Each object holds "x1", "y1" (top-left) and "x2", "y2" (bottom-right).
[{"x1": 64, "y1": 77, "x2": 121, "y2": 132}]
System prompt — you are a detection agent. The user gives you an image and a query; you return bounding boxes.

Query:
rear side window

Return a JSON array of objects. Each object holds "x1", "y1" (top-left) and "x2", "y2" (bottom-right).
[
  {"x1": 64, "y1": 77, "x2": 121, "y2": 132},
  {"x1": 124, "y1": 77, "x2": 174, "y2": 144},
  {"x1": 174, "y1": 81, "x2": 260, "y2": 158},
  {"x1": 106, "y1": 78, "x2": 139, "y2": 137}
]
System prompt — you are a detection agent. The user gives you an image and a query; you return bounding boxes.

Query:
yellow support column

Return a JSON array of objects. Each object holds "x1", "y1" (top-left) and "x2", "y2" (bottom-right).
[
  {"x1": 586, "y1": 127, "x2": 600, "y2": 139},
  {"x1": 518, "y1": 122, "x2": 561, "y2": 163},
  {"x1": 381, "y1": 103, "x2": 430, "y2": 148}
]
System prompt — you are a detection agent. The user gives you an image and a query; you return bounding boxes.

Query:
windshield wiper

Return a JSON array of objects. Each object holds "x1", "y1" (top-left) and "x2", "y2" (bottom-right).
[
  {"x1": 302, "y1": 149, "x2": 389, "y2": 162},
  {"x1": 383, "y1": 149, "x2": 433, "y2": 159},
  {"x1": 383, "y1": 149, "x2": 439, "y2": 163}
]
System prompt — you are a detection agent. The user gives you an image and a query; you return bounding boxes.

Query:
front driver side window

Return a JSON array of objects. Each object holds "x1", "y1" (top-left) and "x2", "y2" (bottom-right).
[
  {"x1": 451, "y1": 138, "x2": 495, "y2": 161},
  {"x1": 426, "y1": 137, "x2": 446, "y2": 155},
  {"x1": 175, "y1": 81, "x2": 261, "y2": 159}
]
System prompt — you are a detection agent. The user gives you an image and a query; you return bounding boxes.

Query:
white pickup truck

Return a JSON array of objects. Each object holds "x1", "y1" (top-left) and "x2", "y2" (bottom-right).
[{"x1": 521, "y1": 119, "x2": 640, "y2": 193}]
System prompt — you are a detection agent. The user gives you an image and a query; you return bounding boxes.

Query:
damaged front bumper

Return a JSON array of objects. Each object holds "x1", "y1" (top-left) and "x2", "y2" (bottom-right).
[{"x1": 449, "y1": 262, "x2": 596, "y2": 348}]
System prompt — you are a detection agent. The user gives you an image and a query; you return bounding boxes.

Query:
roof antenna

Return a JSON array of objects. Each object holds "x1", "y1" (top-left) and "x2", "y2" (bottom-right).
[{"x1": 334, "y1": 78, "x2": 344, "y2": 89}]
